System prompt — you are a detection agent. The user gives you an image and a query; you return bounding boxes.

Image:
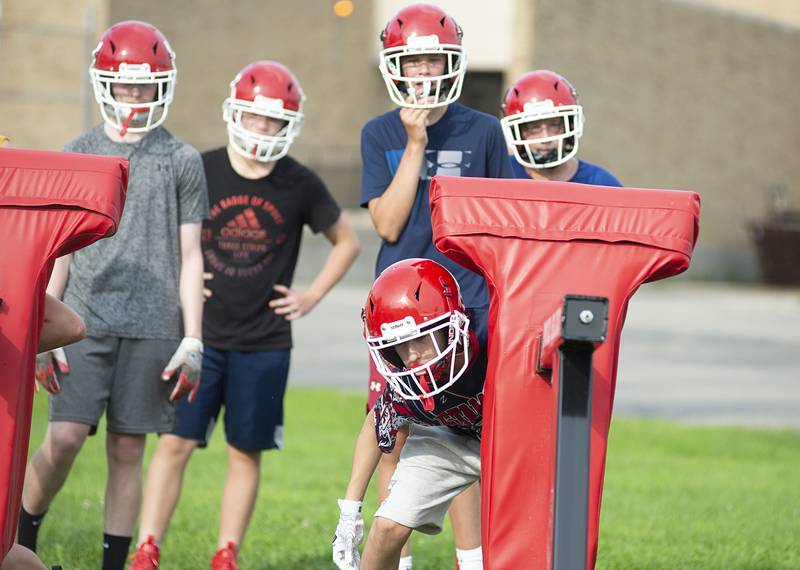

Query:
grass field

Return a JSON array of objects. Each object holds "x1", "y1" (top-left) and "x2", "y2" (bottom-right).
[{"x1": 26, "y1": 388, "x2": 800, "y2": 569}]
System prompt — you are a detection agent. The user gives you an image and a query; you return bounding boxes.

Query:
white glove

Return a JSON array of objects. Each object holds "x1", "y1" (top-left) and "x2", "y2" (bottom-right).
[
  {"x1": 333, "y1": 499, "x2": 363, "y2": 570},
  {"x1": 161, "y1": 337, "x2": 203, "y2": 402},
  {"x1": 34, "y1": 348, "x2": 69, "y2": 394}
]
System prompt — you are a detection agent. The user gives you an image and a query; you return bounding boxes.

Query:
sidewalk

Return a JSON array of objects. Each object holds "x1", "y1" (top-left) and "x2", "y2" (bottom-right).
[{"x1": 290, "y1": 216, "x2": 800, "y2": 429}]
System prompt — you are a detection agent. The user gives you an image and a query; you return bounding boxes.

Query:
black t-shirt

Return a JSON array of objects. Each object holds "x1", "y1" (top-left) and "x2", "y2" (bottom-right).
[{"x1": 201, "y1": 147, "x2": 341, "y2": 351}]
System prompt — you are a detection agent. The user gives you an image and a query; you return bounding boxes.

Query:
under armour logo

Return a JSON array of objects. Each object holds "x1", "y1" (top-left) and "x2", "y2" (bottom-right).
[{"x1": 370, "y1": 381, "x2": 382, "y2": 392}]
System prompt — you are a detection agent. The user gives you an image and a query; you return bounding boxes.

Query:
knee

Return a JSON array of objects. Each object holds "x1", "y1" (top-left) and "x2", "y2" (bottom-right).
[
  {"x1": 46, "y1": 425, "x2": 87, "y2": 461},
  {"x1": 227, "y1": 444, "x2": 260, "y2": 468},
  {"x1": 0, "y1": 544, "x2": 47, "y2": 570},
  {"x1": 107, "y1": 433, "x2": 146, "y2": 467},
  {"x1": 159, "y1": 434, "x2": 198, "y2": 461},
  {"x1": 370, "y1": 517, "x2": 411, "y2": 550}
]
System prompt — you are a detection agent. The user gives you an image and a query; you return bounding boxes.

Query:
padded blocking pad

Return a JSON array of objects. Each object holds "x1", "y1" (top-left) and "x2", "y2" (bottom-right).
[
  {"x1": 0, "y1": 148, "x2": 127, "y2": 558},
  {"x1": 430, "y1": 176, "x2": 699, "y2": 569}
]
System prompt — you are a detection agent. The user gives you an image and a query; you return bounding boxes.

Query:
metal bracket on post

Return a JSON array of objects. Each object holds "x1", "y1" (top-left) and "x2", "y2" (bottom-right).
[{"x1": 537, "y1": 295, "x2": 608, "y2": 570}]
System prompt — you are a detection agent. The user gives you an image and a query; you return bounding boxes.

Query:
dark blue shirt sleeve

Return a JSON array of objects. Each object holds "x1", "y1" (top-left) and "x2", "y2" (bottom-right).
[
  {"x1": 360, "y1": 123, "x2": 394, "y2": 208},
  {"x1": 599, "y1": 170, "x2": 623, "y2": 188}
]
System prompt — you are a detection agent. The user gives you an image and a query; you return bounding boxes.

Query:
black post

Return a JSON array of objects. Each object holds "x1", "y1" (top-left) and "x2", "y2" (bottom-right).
[{"x1": 549, "y1": 296, "x2": 608, "y2": 570}]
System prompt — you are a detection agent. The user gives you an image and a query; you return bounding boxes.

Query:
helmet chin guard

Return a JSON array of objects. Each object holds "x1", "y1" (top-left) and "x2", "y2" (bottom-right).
[
  {"x1": 363, "y1": 258, "x2": 472, "y2": 402},
  {"x1": 222, "y1": 61, "x2": 305, "y2": 162},
  {"x1": 89, "y1": 21, "x2": 177, "y2": 136},
  {"x1": 367, "y1": 309, "x2": 470, "y2": 401},
  {"x1": 223, "y1": 97, "x2": 303, "y2": 162},
  {"x1": 501, "y1": 70, "x2": 584, "y2": 169},
  {"x1": 378, "y1": 4, "x2": 467, "y2": 109},
  {"x1": 378, "y1": 37, "x2": 467, "y2": 109}
]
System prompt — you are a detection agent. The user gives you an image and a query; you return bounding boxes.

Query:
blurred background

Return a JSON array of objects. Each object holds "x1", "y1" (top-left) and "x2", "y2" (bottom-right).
[
  {"x1": 2, "y1": 0, "x2": 799, "y2": 426},
  {"x1": 3, "y1": 6, "x2": 798, "y2": 566},
  {"x1": 1, "y1": 0, "x2": 799, "y2": 282}
]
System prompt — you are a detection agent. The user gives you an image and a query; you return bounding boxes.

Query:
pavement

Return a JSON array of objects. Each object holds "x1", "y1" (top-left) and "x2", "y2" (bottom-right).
[{"x1": 288, "y1": 216, "x2": 800, "y2": 430}]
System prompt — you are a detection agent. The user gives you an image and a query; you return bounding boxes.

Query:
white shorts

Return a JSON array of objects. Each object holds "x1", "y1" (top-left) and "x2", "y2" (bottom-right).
[{"x1": 375, "y1": 423, "x2": 481, "y2": 534}]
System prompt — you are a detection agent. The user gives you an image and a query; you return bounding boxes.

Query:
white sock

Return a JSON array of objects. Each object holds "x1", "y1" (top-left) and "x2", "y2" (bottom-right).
[
  {"x1": 398, "y1": 555, "x2": 413, "y2": 570},
  {"x1": 456, "y1": 546, "x2": 483, "y2": 570}
]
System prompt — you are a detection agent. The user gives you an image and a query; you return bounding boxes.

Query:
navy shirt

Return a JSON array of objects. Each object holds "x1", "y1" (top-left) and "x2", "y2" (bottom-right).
[
  {"x1": 361, "y1": 103, "x2": 513, "y2": 308},
  {"x1": 510, "y1": 157, "x2": 622, "y2": 187},
  {"x1": 372, "y1": 306, "x2": 489, "y2": 453}
]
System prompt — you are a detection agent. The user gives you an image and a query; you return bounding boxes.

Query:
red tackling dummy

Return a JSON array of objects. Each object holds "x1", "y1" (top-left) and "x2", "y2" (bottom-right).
[
  {"x1": 430, "y1": 176, "x2": 699, "y2": 569},
  {"x1": 0, "y1": 147, "x2": 128, "y2": 559}
]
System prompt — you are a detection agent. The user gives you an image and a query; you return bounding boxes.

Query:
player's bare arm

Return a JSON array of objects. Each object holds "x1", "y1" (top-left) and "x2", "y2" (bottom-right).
[
  {"x1": 178, "y1": 222, "x2": 204, "y2": 339},
  {"x1": 333, "y1": 409, "x2": 393, "y2": 570},
  {"x1": 268, "y1": 214, "x2": 360, "y2": 321},
  {"x1": 33, "y1": 256, "x2": 78, "y2": 394},
  {"x1": 161, "y1": 222, "x2": 205, "y2": 402},
  {"x1": 39, "y1": 294, "x2": 85, "y2": 354},
  {"x1": 344, "y1": 410, "x2": 386, "y2": 501},
  {"x1": 46, "y1": 254, "x2": 71, "y2": 299}
]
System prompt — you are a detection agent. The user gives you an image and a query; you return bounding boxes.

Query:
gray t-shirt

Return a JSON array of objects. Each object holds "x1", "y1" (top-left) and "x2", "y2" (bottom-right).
[{"x1": 62, "y1": 125, "x2": 209, "y2": 340}]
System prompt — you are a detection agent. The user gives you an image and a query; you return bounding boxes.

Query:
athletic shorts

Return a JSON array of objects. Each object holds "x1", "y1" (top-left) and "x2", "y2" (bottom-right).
[
  {"x1": 375, "y1": 423, "x2": 481, "y2": 534},
  {"x1": 49, "y1": 335, "x2": 179, "y2": 435},
  {"x1": 366, "y1": 354, "x2": 385, "y2": 412},
  {"x1": 171, "y1": 346, "x2": 290, "y2": 451}
]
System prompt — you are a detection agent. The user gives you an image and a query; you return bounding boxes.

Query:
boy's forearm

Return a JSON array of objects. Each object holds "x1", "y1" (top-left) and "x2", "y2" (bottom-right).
[
  {"x1": 344, "y1": 412, "x2": 383, "y2": 501},
  {"x1": 179, "y1": 223, "x2": 204, "y2": 339},
  {"x1": 369, "y1": 142, "x2": 425, "y2": 242}
]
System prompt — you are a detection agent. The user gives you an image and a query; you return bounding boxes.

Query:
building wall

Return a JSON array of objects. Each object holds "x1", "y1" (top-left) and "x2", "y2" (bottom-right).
[
  {"x1": 0, "y1": 0, "x2": 109, "y2": 148},
  {"x1": 108, "y1": 0, "x2": 387, "y2": 207},
  {"x1": 527, "y1": 0, "x2": 800, "y2": 279},
  {"x1": 3, "y1": 0, "x2": 797, "y2": 280}
]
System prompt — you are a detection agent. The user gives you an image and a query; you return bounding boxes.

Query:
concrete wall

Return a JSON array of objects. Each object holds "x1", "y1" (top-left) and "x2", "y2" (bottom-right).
[
  {"x1": 108, "y1": 0, "x2": 387, "y2": 208},
  {"x1": 0, "y1": 0, "x2": 109, "y2": 149},
  {"x1": 3, "y1": 0, "x2": 797, "y2": 280},
  {"x1": 527, "y1": 0, "x2": 800, "y2": 279}
]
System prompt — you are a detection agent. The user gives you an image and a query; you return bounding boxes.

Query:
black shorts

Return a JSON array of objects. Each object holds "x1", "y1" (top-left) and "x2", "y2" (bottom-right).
[{"x1": 171, "y1": 346, "x2": 290, "y2": 451}]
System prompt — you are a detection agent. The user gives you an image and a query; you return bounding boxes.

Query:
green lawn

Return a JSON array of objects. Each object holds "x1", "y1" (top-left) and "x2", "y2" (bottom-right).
[{"x1": 26, "y1": 388, "x2": 800, "y2": 569}]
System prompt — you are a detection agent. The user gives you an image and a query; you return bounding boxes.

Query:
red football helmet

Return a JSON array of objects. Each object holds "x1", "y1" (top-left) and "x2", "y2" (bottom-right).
[
  {"x1": 501, "y1": 70, "x2": 584, "y2": 169},
  {"x1": 89, "y1": 20, "x2": 177, "y2": 135},
  {"x1": 222, "y1": 61, "x2": 305, "y2": 162},
  {"x1": 363, "y1": 258, "x2": 471, "y2": 403},
  {"x1": 378, "y1": 3, "x2": 467, "y2": 109}
]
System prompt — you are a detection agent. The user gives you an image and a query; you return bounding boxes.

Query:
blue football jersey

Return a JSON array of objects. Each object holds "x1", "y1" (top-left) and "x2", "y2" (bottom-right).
[
  {"x1": 361, "y1": 103, "x2": 513, "y2": 309},
  {"x1": 509, "y1": 156, "x2": 622, "y2": 187}
]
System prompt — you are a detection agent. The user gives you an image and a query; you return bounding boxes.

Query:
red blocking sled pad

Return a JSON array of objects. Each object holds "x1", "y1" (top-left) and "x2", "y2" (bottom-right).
[
  {"x1": 430, "y1": 176, "x2": 700, "y2": 570},
  {"x1": 0, "y1": 147, "x2": 128, "y2": 558}
]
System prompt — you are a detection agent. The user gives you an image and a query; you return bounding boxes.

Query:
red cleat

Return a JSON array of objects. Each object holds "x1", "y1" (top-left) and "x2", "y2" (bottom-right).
[
  {"x1": 129, "y1": 535, "x2": 160, "y2": 569},
  {"x1": 210, "y1": 541, "x2": 238, "y2": 570}
]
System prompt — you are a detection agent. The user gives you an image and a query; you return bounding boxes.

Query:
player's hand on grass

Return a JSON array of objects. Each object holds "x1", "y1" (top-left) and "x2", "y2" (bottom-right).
[
  {"x1": 269, "y1": 284, "x2": 319, "y2": 321},
  {"x1": 161, "y1": 336, "x2": 203, "y2": 402},
  {"x1": 333, "y1": 499, "x2": 363, "y2": 570},
  {"x1": 34, "y1": 347, "x2": 68, "y2": 394},
  {"x1": 202, "y1": 272, "x2": 213, "y2": 300}
]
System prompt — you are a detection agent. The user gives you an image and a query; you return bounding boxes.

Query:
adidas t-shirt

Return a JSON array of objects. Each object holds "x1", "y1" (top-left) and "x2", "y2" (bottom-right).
[{"x1": 201, "y1": 147, "x2": 341, "y2": 351}]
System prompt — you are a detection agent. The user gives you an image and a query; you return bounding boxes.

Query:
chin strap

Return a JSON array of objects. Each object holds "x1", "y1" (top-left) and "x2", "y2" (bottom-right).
[
  {"x1": 417, "y1": 372, "x2": 436, "y2": 412},
  {"x1": 119, "y1": 107, "x2": 146, "y2": 137}
]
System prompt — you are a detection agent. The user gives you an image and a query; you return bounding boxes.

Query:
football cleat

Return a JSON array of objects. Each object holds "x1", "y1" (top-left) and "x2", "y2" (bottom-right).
[
  {"x1": 210, "y1": 542, "x2": 238, "y2": 570},
  {"x1": 128, "y1": 535, "x2": 160, "y2": 569}
]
